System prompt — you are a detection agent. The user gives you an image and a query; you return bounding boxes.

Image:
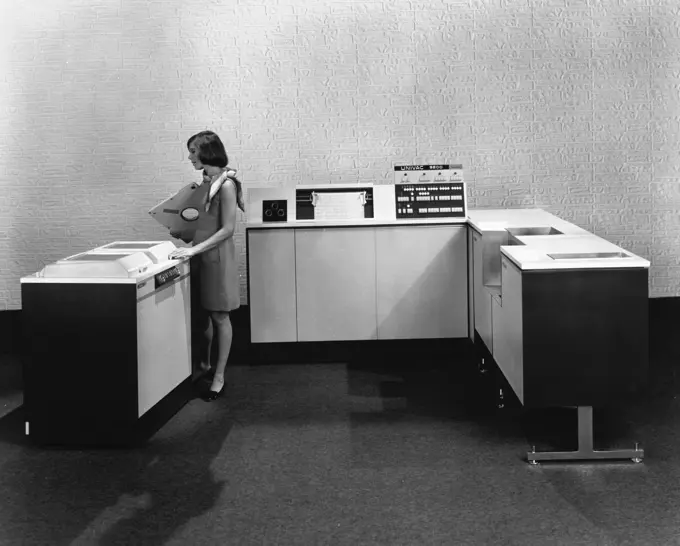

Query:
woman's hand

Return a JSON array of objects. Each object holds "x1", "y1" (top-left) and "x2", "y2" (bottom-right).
[{"x1": 169, "y1": 246, "x2": 196, "y2": 260}]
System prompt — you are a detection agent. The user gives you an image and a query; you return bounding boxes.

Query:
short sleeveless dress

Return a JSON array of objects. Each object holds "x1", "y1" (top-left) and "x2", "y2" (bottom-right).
[{"x1": 192, "y1": 177, "x2": 241, "y2": 313}]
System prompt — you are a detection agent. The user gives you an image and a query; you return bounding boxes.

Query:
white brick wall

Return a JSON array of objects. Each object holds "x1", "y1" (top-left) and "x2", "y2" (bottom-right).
[{"x1": 1, "y1": 0, "x2": 678, "y2": 310}]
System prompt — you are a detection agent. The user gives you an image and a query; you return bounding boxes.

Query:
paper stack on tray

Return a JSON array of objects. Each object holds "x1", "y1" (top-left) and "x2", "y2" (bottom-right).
[
  {"x1": 148, "y1": 182, "x2": 213, "y2": 233},
  {"x1": 312, "y1": 191, "x2": 366, "y2": 221}
]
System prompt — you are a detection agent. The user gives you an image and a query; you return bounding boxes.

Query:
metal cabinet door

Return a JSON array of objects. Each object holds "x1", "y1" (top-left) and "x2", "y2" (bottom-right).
[{"x1": 295, "y1": 228, "x2": 377, "y2": 342}]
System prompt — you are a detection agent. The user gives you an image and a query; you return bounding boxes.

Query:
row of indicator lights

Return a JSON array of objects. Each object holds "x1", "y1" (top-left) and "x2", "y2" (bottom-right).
[
  {"x1": 401, "y1": 172, "x2": 463, "y2": 176},
  {"x1": 397, "y1": 195, "x2": 463, "y2": 202},
  {"x1": 401, "y1": 186, "x2": 463, "y2": 192},
  {"x1": 408, "y1": 175, "x2": 464, "y2": 179},
  {"x1": 415, "y1": 195, "x2": 463, "y2": 201},
  {"x1": 398, "y1": 207, "x2": 465, "y2": 214},
  {"x1": 401, "y1": 180, "x2": 464, "y2": 185},
  {"x1": 400, "y1": 180, "x2": 464, "y2": 185}
]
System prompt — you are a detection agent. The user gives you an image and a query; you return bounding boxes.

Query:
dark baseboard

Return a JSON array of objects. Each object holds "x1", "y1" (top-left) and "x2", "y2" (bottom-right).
[
  {"x1": 648, "y1": 296, "x2": 680, "y2": 361},
  {"x1": 0, "y1": 305, "x2": 251, "y2": 359},
  {"x1": 649, "y1": 295, "x2": 680, "y2": 319},
  {"x1": 2, "y1": 298, "x2": 680, "y2": 365},
  {"x1": 0, "y1": 310, "x2": 21, "y2": 357},
  {"x1": 246, "y1": 337, "x2": 475, "y2": 368}
]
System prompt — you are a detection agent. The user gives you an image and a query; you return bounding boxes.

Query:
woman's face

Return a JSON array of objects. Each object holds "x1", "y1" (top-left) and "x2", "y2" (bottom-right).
[{"x1": 188, "y1": 143, "x2": 203, "y2": 170}]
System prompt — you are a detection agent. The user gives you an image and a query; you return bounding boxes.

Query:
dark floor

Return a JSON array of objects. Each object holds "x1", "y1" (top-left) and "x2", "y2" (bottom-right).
[{"x1": 0, "y1": 322, "x2": 679, "y2": 546}]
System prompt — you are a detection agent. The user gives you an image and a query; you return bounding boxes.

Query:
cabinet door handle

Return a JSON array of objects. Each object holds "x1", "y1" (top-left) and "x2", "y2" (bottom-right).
[{"x1": 501, "y1": 260, "x2": 507, "y2": 269}]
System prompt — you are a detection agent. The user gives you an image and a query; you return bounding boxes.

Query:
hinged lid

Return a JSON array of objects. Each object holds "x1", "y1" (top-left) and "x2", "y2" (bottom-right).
[
  {"x1": 38, "y1": 251, "x2": 154, "y2": 278},
  {"x1": 94, "y1": 241, "x2": 177, "y2": 264}
]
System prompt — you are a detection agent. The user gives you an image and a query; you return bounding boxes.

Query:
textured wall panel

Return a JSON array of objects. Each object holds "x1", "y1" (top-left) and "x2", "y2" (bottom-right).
[{"x1": 0, "y1": 1, "x2": 678, "y2": 309}]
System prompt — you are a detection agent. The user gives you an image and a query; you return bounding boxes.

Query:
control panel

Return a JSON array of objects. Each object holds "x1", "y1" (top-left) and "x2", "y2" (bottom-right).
[
  {"x1": 155, "y1": 266, "x2": 181, "y2": 289},
  {"x1": 262, "y1": 199, "x2": 288, "y2": 223},
  {"x1": 393, "y1": 164, "x2": 467, "y2": 220},
  {"x1": 394, "y1": 164, "x2": 463, "y2": 185}
]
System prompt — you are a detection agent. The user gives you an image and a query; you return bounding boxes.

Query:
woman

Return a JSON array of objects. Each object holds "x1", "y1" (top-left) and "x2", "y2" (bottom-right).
[{"x1": 169, "y1": 131, "x2": 245, "y2": 401}]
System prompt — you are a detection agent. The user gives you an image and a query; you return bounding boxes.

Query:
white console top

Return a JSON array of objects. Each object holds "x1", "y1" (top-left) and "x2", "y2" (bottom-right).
[
  {"x1": 246, "y1": 217, "x2": 468, "y2": 229},
  {"x1": 21, "y1": 241, "x2": 189, "y2": 284},
  {"x1": 466, "y1": 209, "x2": 650, "y2": 270},
  {"x1": 247, "y1": 208, "x2": 649, "y2": 271},
  {"x1": 466, "y1": 208, "x2": 590, "y2": 236}
]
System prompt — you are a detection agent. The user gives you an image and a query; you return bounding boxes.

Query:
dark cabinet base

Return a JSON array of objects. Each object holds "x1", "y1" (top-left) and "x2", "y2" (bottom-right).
[
  {"x1": 21, "y1": 282, "x2": 193, "y2": 449},
  {"x1": 26, "y1": 378, "x2": 193, "y2": 448},
  {"x1": 521, "y1": 267, "x2": 649, "y2": 408},
  {"x1": 474, "y1": 330, "x2": 646, "y2": 464},
  {"x1": 476, "y1": 267, "x2": 649, "y2": 409}
]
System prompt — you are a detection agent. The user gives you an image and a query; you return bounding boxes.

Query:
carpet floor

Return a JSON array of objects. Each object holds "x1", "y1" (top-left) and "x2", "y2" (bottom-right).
[{"x1": 0, "y1": 335, "x2": 678, "y2": 545}]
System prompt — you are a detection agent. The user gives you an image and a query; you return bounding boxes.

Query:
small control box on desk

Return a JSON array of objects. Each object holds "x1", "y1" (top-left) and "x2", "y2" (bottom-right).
[
  {"x1": 262, "y1": 199, "x2": 288, "y2": 223},
  {"x1": 393, "y1": 164, "x2": 467, "y2": 220}
]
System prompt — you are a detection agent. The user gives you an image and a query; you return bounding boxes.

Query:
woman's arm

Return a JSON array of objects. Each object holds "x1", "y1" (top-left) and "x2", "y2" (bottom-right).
[{"x1": 191, "y1": 181, "x2": 238, "y2": 255}]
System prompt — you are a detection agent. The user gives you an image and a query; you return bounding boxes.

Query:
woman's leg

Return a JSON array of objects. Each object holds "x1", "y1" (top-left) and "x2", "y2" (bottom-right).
[
  {"x1": 191, "y1": 257, "x2": 213, "y2": 375},
  {"x1": 207, "y1": 311, "x2": 233, "y2": 395},
  {"x1": 201, "y1": 313, "x2": 213, "y2": 372}
]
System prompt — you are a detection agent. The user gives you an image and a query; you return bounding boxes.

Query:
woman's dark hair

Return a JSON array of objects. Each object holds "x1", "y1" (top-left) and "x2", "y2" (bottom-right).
[{"x1": 187, "y1": 130, "x2": 245, "y2": 213}]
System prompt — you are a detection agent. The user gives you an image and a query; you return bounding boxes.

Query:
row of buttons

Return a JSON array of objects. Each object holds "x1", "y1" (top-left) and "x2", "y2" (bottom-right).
[
  {"x1": 401, "y1": 186, "x2": 463, "y2": 192},
  {"x1": 397, "y1": 207, "x2": 465, "y2": 214},
  {"x1": 415, "y1": 195, "x2": 463, "y2": 202},
  {"x1": 400, "y1": 177, "x2": 464, "y2": 181},
  {"x1": 396, "y1": 195, "x2": 463, "y2": 202},
  {"x1": 420, "y1": 207, "x2": 464, "y2": 213}
]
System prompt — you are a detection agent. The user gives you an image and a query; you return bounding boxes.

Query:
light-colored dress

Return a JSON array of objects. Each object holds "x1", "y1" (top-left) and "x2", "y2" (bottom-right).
[{"x1": 192, "y1": 174, "x2": 240, "y2": 313}]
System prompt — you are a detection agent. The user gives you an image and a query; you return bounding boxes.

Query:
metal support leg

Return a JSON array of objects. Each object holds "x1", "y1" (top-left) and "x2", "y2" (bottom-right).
[{"x1": 526, "y1": 406, "x2": 644, "y2": 465}]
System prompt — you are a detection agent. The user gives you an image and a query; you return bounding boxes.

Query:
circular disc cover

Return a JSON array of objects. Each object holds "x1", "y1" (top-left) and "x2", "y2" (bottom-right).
[{"x1": 181, "y1": 207, "x2": 199, "y2": 221}]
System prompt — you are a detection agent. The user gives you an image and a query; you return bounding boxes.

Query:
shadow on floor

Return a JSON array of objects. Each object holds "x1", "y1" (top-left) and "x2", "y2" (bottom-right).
[
  {"x1": 0, "y1": 382, "x2": 234, "y2": 546},
  {"x1": 0, "y1": 325, "x2": 679, "y2": 544},
  {"x1": 0, "y1": 355, "x2": 23, "y2": 422}
]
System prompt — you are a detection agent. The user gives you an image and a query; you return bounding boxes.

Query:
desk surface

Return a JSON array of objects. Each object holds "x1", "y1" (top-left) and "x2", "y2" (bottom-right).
[
  {"x1": 466, "y1": 208, "x2": 650, "y2": 270},
  {"x1": 247, "y1": 208, "x2": 650, "y2": 271},
  {"x1": 245, "y1": 217, "x2": 468, "y2": 229}
]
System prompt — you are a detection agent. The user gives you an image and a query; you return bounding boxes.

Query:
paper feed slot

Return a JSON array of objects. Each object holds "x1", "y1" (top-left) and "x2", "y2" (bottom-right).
[{"x1": 296, "y1": 187, "x2": 374, "y2": 221}]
